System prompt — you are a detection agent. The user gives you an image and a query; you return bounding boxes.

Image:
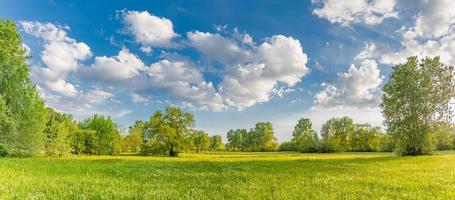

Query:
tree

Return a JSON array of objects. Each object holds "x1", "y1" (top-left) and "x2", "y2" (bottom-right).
[
  {"x1": 0, "y1": 19, "x2": 47, "y2": 156},
  {"x1": 142, "y1": 107, "x2": 194, "y2": 157},
  {"x1": 320, "y1": 117, "x2": 354, "y2": 152},
  {"x1": 226, "y1": 129, "x2": 247, "y2": 151},
  {"x1": 291, "y1": 118, "x2": 318, "y2": 152},
  {"x1": 79, "y1": 114, "x2": 122, "y2": 155},
  {"x1": 122, "y1": 120, "x2": 144, "y2": 153},
  {"x1": 191, "y1": 130, "x2": 210, "y2": 152},
  {"x1": 278, "y1": 141, "x2": 297, "y2": 151},
  {"x1": 432, "y1": 122, "x2": 455, "y2": 151},
  {"x1": 250, "y1": 122, "x2": 277, "y2": 151},
  {"x1": 381, "y1": 57, "x2": 455, "y2": 155},
  {"x1": 69, "y1": 128, "x2": 97, "y2": 155},
  {"x1": 349, "y1": 124, "x2": 381, "y2": 152},
  {"x1": 209, "y1": 135, "x2": 224, "y2": 151},
  {"x1": 44, "y1": 108, "x2": 78, "y2": 156}
]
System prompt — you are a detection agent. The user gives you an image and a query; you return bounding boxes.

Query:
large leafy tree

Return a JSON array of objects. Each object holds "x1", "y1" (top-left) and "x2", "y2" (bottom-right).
[
  {"x1": 291, "y1": 118, "x2": 318, "y2": 152},
  {"x1": 143, "y1": 107, "x2": 194, "y2": 157},
  {"x1": 381, "y1": 57, "x2": 455, "y2": 155},
  {"x1": 0, "y1": 19, "x2": 47, "y2": 156},
  {"x1": 79, "y1": 114, "x2": 122, "y2": 155}
]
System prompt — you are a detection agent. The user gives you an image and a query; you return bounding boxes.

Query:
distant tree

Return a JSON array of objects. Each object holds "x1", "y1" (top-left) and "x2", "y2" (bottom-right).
[
  {"x1": 69, "y1": 128, "x2": 97, "y2": 155},
  {"x1": 44, "y1": 108, "x2": 78, "y2": 156},
  {"x1": 349, "y1": 124, "x2": 381, "y2": 152},
  {"x1": 191, "y1": 130, "x2": 210, "y2": 152},
  {"x1": 320, "y1": 117, "x2": 354, "y2": 152},
  {"x1": 278, "y1": 141, "x2": 297, "y2": 151},
  {"x1": 142, "y1": 107, "x2": 194, "y2": 157},
  {"x1": 79, "y1": 114, "x2": 122, "y2": 155},
  {"x1": 291, "y1": 118, "x2": 318, "y2": 152},
  {"x1": 432, "y1": 122, "x2": 455, "y2": 151},
  {"x1": 226, "y1": 129, "x2": 246, "y2": 151},
  {"x1": 381, "y1": 57, "x2": 455, "y2": 155},
  {"x1": 209, "y1": 135, "x2": 224, "y2": 151},
  {"x1": 122, "y1": 120, "x2": 144, "y2": 153},
  {"x1": 0, "y1": 19, "x2": 47, "y2": 156},
  {"x1": 250, "y1": 122, "x2": 277, "y2": 151}
]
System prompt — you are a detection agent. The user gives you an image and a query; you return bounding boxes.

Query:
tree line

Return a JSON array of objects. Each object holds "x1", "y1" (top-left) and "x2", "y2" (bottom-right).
[{"x1": 1, "y1": 19, "x2": 454, "y2": 157}]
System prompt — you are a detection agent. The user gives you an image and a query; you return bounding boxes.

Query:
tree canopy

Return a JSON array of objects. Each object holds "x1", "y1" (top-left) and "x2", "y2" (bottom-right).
[{"x1": 381, "y1": 57, "x2": 455, "y2": 155}]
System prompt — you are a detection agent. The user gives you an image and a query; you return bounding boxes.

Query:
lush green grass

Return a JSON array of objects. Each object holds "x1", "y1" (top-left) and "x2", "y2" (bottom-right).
[{"x1": 1, "y1": 151, "x2": 455, "y2": 199}]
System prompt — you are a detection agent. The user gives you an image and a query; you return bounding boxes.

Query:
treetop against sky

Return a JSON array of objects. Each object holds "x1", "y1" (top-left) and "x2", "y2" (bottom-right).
[{"x1": 1, "y1": 0, "x2": 454, "y2": 141}]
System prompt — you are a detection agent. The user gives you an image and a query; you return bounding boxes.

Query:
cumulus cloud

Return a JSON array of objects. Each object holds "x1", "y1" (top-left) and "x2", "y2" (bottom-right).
[
  {"x1": 187, "y1": 31, "x2": 251, "y2": 65},
  {"x1": 121, "y1": 10, "x2": 178, "y2": 48},
  {"x1": 413, "y1": 0, "x2": 455, "y2": 38},
  {"x1": 314, "y1": 59, "x2": 383, "y2": 109},
  {"x1": 355, "y1": 0, "x2": 455, "y2": 66},
  {"x1": 20, "y1": 21, "x2": 92, "y2": 96},
  {"x1": 312, "y1": 0, "x2": 398, "y2": 25},
  {"x1": 82, "y1": 48, "x2": 145, "y2": 82},
  {"x1": 188, "y1": 31, "x2": 309, "y2": 110}
]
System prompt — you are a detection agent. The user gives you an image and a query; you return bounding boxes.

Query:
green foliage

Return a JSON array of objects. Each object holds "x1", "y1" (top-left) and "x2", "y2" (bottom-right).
[
  {"x1": 209, "y1": 135, "x2": 224, "y2": 151},
  {"x1": 291, "y1": 118, "x2": 318, "y2": 152},
  {"x1": 227, "y1": 122, "x2": 277, "y2": 152},
  {"x1": 249, "y1": 122, "x2": 278, "y2": 151},
  {"x1": 122, "y1": 120, "x2": 144, "y2": 153},
  {"x1": 79, "y1": 114, "x2": 122, "y2": 155},
  {"x1": 226, "y1": 129, "x2": 247, "y2": 151},
  {"x1": 348, "y1": 124, "x2": 382, "y2": 152},
  {"x1": 44, "y1": 108, "x2": 78, "y2": 156},
  {"x1": 432, "y1": 122, "x2": 455, "y2": 151},
  {"x1": 69, "y1": 128, "x2": 97, "y2": 155},
  {"x1": 320, "y1": 117, "x2": 354, "y2": 152},
  {"x1": 142, "y1": 107, "x2": 195, "y2": 157},
  {"x1": 381, "y1": 57, "x2": 455, "y2": 155},
  {"x1": 278, "y1": 141, "x2": 297, "y2": 151},
  {"x1": 0, "y1": 19, "x2": 47, "y2": 156},
  {"x1": 191, "y1": 130, "x2": 210, "y2": 152}
]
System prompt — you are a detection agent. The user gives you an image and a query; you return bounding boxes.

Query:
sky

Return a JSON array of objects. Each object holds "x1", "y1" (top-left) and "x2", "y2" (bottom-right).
[{"x1": 1, "y1": 0, "x2": 454, "y2": 141}]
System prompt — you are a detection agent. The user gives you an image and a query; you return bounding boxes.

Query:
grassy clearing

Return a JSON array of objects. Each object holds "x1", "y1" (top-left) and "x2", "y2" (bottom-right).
[{"x1": 1, "y1": 151, "x2": 455, "y2": 199}]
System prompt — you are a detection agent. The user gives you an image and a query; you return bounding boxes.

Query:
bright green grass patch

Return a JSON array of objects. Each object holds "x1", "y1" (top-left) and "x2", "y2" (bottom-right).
[{"x1": 1, "y1": 151, "x2": 455, "y2": 199}]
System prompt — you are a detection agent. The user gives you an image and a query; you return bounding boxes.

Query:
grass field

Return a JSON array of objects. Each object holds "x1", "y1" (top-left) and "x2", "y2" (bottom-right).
[{"x1": 1, "y1": 151, "x2": 455, "y2": 199}]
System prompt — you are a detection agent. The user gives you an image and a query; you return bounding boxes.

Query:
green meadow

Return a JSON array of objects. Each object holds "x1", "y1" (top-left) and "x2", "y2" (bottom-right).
[{"x1": 1, "y1": 151, "x2": 455, "y2": 199}]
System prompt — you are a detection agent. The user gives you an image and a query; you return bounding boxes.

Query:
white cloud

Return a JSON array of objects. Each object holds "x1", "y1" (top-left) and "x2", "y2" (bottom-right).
[
  {"x1": 413, "y1": 0, "x2": 455, "y2": 38},
  {"x1": 220, "y1": 35, "x2": 309, "y2": 109},
  {"x1": 312, "y1": 0, "x2": 398, "y2": 25},
  {"x1": 187, "y1": 31, "x2": 251, "y2": 65},
  {"x1": 139, "y1": 59, "x2": 227, "y2": 111},
  {"x1": 82, "y1": 48, "x2": 145, "y2": 82},
  {"x1": 188, "y1": 31, "x2": 309, "y2": 110},
  {"x1": 314, "y1": 59, "x2": 383, "y2": 108},
  {"x1": 122, "y1": 10, "x2": 178, "y2": 48},
  {"x1": 355, "y1": 0, "x2": 455, "y2": 66},
  {"x1": 20, "y1": 21, "x2": 91, "y2": 96}
]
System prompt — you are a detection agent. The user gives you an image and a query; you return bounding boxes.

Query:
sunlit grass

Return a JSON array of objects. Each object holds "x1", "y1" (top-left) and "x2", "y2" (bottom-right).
[{"x1": 1, "y1": 151, "x2": 455, "y2": 199}]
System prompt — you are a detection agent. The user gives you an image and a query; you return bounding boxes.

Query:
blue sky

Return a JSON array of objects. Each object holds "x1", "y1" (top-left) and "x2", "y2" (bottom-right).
[{"x1": 1, "y1": 0, "x2": 454, "y2": 141}]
